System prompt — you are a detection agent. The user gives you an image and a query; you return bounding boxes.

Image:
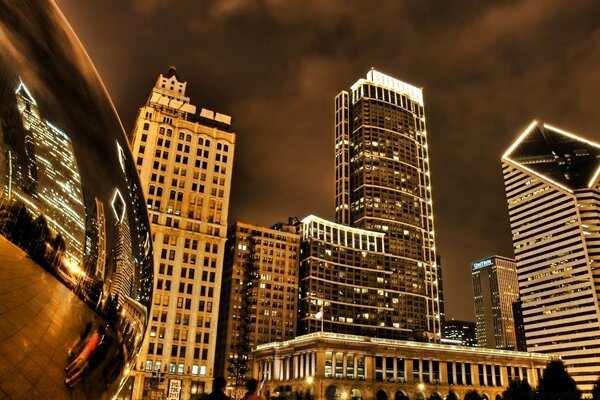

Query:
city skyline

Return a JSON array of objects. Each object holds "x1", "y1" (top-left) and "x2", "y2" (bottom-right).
[{"x1": 55, "y1": 0, "x2": 600, "y2": 321}]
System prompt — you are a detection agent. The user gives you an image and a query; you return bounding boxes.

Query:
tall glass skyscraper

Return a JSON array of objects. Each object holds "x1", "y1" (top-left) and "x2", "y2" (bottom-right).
[
  {"x1": 502, "y1": 120, "x2": 600, "y2": 393},
  {"x1": 301, "y1": 70, "x2": 440, "y2": 341}
]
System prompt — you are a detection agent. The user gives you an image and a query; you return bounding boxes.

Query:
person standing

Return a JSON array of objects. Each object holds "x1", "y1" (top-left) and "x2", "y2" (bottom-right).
[
  {"x1": 205, "y1": 377, "x2": 231, "y2": 400},
  {"x1": 244, "y1": 379, "x2": 263, "y2": 400}
]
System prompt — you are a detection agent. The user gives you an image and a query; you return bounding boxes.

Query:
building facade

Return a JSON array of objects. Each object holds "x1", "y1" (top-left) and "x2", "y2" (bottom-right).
[
  {"x1": 334, "y1": 70, "x2": 440, "y2": 340},
  {"x1": 128, "y1": 67, "x2": 235, "y2": 399},
  {"x1": 253, "y1": 332, "x2": 551, "y2": 400},
  {"x1": 502, "y1": 121, "x2": 600, "y2": 393},
  {"x1": 442, "y1": 320, "x2": 477, "y2": 347},
  {"x1": 14, "y1": 81, "x2": 85, "y2": 263},
  {"x1": 471, "y1": 256, "x2": 519, "y2": 350},
  {"x1": 299, "y1": 215, "x2": 397, "y2": 338},
  {"x1": 215, "y1": 220, "x2": 301, "y2": 390}
]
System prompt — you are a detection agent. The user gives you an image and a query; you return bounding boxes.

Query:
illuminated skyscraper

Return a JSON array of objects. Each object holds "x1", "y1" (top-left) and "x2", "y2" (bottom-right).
[
  {"x1": 471, "y1": 256, "x2": 518, "y2": 350},
  {"x1": 302, "y1": 70, "x2": 440, "y2": 340},
  {"x1": 14, "y1": 82, "x2": 85, "y2": 262},
  {"x1": 129, "y1": 67, "x2": 235, "y2": 398},
  {"x1": 502, "y1": 121, "x2": 600, "y2": 392},
  {"x1": 110, "y1": 189, "x2": 134, "y2": 306}
]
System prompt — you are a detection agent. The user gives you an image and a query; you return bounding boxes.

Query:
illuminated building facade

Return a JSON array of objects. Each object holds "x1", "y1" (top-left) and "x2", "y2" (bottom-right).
[
  {"x1": 318, "y1": 70, "x2": 439, "y2": 340},
  {"x1": 215, "y1": 220, "x2": 300, "y2": 388},
  {"x1": 471, "y1": 256, "x2": 518, "y2": 350},
  {"x1": 299, "y1": 215, "x2": 398, "y2": 337},
  {"x1": 442, "y1": 319, "x2": 477, "y2": 347},
  {"x1": 83, "y1": 197, "x2": 107, "y2": 280},
  {"x1": 252, "y1": 332, "x2": 551, "y2": 400},
  {"x1": 111, "y1": 189, "x2": 135, "y2": 306},
  {"x1": 129, "y1": 67, "x2": 235, "y2": 398},
  {"x1": 14, "y1": 82, "x2": 85, "y2": 262},
  {"x1": 502, "y1": 121, "x2": 600, "y2": 393}
]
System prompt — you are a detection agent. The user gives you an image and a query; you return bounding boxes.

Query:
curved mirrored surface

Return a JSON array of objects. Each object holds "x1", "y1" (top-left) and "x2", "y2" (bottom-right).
[{"x1": 0, "y1": 0, "x2": 153, "y2": 397}]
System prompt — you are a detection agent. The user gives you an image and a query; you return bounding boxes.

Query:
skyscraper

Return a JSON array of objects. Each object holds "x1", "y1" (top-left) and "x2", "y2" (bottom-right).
[
  {"x1": 215, "y1": 220, "x2": 300, "y2": 390},
  {"x1": 471, "y1": 256, "x2": 518, "y2": 350},
  {"x1": 323, "y1": 69, "x2": 439, "y2": 339},
  {"x1": 129, "y1": 67, "x2": 235, "y2": 398},
  {"x1": 14, "y1": 81, "x2": 85, "y2": 263},
  {"x1": 442, "y1": 319, "x2": 477, "y2": 347},
  {"x1": 502, "y1": 120, "x2": 600, "y2": 392}
]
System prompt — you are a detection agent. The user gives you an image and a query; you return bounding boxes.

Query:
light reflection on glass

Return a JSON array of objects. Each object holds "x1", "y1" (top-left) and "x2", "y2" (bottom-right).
[{"x1": 0, "y1": 0, "x2": 153, "y2": 397}]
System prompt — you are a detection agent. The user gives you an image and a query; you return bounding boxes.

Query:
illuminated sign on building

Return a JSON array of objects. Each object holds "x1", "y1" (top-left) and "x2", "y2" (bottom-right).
[{"x1": 472, "y1": 258, "x2": 494, "y2": 270}]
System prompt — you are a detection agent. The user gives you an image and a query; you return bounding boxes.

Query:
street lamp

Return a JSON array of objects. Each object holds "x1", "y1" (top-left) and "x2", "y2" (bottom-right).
[{"x1": 417, "y1": 384, "x2": 424, "y2": 391}]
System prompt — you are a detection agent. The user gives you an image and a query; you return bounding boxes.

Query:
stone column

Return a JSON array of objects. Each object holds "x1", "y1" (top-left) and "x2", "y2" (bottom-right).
[
  {"x1": 331, "y1": 352, "x2": 336, "y2": 378},
  {"x1": 452, "y1": 362, "x2": 457, "y2": 385},
  {"x1": 393, "y1": 358, "x2": 398, "y2": 381},
  {"x1": 343, "y1": 353, "x2": 348, "y2": 378},
  {"x1": 439, "y1": 361, "x2": 448, "y2": 384}
]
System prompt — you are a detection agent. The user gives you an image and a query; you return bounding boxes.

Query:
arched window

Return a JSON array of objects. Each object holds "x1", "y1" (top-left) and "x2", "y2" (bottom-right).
[
  {"x1": 350, "y1": 389, "x2": 362, "y2": 400},
  {"x1": 376, "y1": 390, "x2": 388, "y2": 400},
  {"x1": 394, "y1": 392, "x2": 408, "y2": 400},
  {"x1": 326, "y1": 386, "x2": 340, "y2": 400}
]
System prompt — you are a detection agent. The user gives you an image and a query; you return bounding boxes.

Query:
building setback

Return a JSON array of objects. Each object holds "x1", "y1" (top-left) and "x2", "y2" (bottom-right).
[
  {"x1": 215, "y1": 220, "x2": 300, "y2": 389},
  {"x1": 502, "y1": 120, "x2": 600, "y2": 393},
  {"x1": 252, "y1": 332, "x2": 551, "y2": 400},
  {"x1": 471, "y1": 256, "x2": 519, "y2": 350},
  {"x1": 296, "y1": 70, "x2": 441, "y2": 342},
  {"x1": 128, "y1": 67, "x2": 235, "y2": 399}
]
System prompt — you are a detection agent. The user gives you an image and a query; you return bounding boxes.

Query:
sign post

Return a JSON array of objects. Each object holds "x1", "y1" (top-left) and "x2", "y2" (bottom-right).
[{"x1": 168, "y1": 379, "x2": 182, "y2": 400}]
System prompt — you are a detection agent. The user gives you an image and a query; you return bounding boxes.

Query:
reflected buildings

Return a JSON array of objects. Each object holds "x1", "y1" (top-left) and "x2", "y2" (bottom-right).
[
  {"x1": 0, "y1": 1, "x2": 153, "y2": 397},
  {"x1": 14, "y1": 81, "x2": 85, "y2": 263}
]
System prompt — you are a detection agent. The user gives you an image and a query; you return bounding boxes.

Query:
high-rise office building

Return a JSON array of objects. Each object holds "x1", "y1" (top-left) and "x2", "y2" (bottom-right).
[
  {"x1": 471, "y1": 256, "x2": 519, "y2": 350},
  {"x1": 305, "y1": 69, "x2": 439, "y2": 340},
  {"x1": 14, "y1": 81, "x2": 85, "y2": 263},
  {"x1": 215, "y1": 220, "x2": 300, "y2": 390},
  {"x1": 442, "y1": 319, "x2": 477, "y2": 347},
  {"x1": 502, "y1": 120, "x2": 600, "y2": 392},
  {"x1": 129, "y1": 67, "x2": 235, "y2": 398}
]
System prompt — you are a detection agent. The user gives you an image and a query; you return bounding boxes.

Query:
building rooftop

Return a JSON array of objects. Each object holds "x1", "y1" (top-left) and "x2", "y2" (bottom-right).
[
  {"x1": 503, "y1": 120, "x2": 600, "y2": 191},
  {"x1": 256, "y1": 331, "x2": 553, "y2": 361}
]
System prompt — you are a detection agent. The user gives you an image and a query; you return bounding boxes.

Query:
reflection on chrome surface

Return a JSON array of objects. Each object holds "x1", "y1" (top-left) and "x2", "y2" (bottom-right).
[{"x1": 0, "y1": 0, "x2": 153, "y2": 397}]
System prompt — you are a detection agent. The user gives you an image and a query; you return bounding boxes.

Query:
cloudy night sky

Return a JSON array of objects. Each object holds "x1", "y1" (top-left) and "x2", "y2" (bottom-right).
[{"x1": 55, "y1": 0, "x2": 600, "y2": 321}]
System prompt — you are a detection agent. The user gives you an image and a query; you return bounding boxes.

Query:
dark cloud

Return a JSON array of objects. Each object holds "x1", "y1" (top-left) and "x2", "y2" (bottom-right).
[{"x1": 55, "y1": 0, "x2": 600, "y2": 321}]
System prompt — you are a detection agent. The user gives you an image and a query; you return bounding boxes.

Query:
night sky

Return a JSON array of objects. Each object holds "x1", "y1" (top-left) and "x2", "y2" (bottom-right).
[{"x1": 54, "y1": 0, "x2": 600, "y2": 321}]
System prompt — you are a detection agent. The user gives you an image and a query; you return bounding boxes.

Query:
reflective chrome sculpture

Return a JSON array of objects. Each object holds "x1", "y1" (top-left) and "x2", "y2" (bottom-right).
[{"x1": 0, "y1": 0, "x2": 153, "y2": 397}]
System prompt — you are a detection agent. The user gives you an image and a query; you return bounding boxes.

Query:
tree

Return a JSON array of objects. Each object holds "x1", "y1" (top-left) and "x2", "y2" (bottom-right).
[
  {"x1": 592, "y1": 376, "x2": 600, "y2": 400},
  {"x1": 503, "y1": 379, "x2": 533, "y2": 400},
  {"x1": 446, "y1": 391, "x2": 458, "y2": 400},
  {"x1": 536, "y1": 360, "x2": 581, "y2": 400},
  {"x1": 464, "y1": 390, "x2": 482, "y2": 400}
]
